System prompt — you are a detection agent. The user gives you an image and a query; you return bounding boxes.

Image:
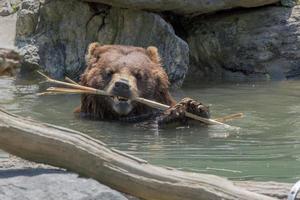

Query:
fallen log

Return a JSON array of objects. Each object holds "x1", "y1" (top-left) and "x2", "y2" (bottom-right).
[
  {"x1": 0, "y1": 108, "x2": 291, "y2": 200},
  {"x1": 234, "y1": 181, "x2": 292, "y2": 200}
]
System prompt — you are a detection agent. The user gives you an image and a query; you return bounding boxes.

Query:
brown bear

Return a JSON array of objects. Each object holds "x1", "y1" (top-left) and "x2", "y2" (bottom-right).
[{"x1": 75, "y1": 43, "x2": 210, "y2": 125}]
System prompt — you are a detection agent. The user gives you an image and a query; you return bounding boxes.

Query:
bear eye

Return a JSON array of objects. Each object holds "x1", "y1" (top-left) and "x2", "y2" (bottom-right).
[
  {"x1": 135, "y1": 72, "x2": 143, "y2": 80},
  {"x1": 105, "y1": 69, "x2": 114, "y2": 78}
]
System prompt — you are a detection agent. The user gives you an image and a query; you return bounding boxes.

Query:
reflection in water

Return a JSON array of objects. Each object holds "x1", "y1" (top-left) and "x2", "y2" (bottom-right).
[{"x1": 1, "y1": 77, "x2": 300, "y2": 182}]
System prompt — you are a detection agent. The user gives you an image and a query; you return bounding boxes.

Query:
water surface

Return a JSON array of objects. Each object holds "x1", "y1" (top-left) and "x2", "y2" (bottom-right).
[{"x1": 1, "y1": 76, "x2": 300, "y2": 183}]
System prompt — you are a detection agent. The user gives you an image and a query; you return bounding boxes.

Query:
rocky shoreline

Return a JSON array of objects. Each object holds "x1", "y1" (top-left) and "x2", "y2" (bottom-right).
[
  {"x1": 0, "y1": 155, "x2": 138, "y2": 200},
  {"x1": 0, "y1": 155, "x2": 55, "y2": 169}
]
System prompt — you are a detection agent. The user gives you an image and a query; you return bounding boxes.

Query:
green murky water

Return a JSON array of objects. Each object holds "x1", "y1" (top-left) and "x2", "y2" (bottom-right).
[{"x1": 1, "y1": 76, "x2": 300, "y2": 183}]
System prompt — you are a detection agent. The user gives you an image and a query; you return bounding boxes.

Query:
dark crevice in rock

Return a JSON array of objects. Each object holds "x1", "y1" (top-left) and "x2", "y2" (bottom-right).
[
  {"x1": 97, "y1": 13, "x2": 107, "y2": 33},
  {"x1": 159, "y1": 12, "x2": 189, "y2": 41},
  {"x1": 205, "y1": 3, "x2": 281, "y2": 18},
  {"x1": 221, "y1": 64, "x2": 267, "y2": 76},
  {"x1": 33, "y1": 1, "x2": 42, "y2": 35},
  {"x1": 286, "y1": 72, "x2": 300, "y2": 79},
  {"x1": 86, "y1": 2, "x2": 110, "y2": 32}
]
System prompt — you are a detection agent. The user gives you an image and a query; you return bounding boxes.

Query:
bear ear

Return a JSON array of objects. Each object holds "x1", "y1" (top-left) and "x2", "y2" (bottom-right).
[
  {"x1": 86, "y1": 42, "x2": 100, "y2": 64},
  {"x1": 146, "y1": 46, "x2": 161, "y2": 64},
  {"x1": 88, "y1": 42, "x2": 100, "y2": 56}
]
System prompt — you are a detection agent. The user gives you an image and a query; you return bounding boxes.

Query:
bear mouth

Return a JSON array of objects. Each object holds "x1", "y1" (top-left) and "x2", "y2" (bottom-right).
[
  {"x1": 111, "y1": 96, "x2": 130, "y2": 102},
  {"x1": 110, "y1": 96, "x2": 133, "y2": 115}
]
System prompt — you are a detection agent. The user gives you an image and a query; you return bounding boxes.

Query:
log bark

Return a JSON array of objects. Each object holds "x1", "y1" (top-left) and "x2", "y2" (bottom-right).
[
  {"x1": 0, "y1": 108, "x2": 289, "y2": 200},
  {"x1": 234, "y1": 181, "x2": 292, "y2": 200}
]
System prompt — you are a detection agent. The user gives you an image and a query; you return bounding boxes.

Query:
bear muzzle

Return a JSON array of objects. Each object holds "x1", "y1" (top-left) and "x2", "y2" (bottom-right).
[
  {"x1": 110, "y1": 96, "x2": 133, "y2": 115},
  {"x1": 106, "y1": 74, "x2": 139, "y2": 115},
  {"x1": 112, "y1": 79, "x2": 131, "y2": 99}
]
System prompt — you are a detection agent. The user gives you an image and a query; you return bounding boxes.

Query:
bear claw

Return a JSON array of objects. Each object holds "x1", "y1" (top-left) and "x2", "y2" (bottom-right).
[{"x1": 158, "y1": 97, "x2": 210, "y2": 126}]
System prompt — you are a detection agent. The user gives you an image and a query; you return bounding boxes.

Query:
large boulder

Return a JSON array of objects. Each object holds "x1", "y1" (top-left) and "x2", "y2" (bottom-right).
[
  {"x1": 186, "y1": 5, "x2": 300, "y2": 81},
  {"x1": 84, "y1": 0, "x2": 279, "y2": 15},
  {"x1": 95, "y1": 8, "x2": 188, "y2": 86},
  {"x1": 0, "y1": 2, "x2": 13, "y2": 17},
  {"x1": 15, "y1": 0, "x2": 188, "y2": 87},
  {"x1": 0, "y1": 1, "x2": 21, "y2": 16},
  {"x1": 16, "y1": 0, "x2": 101, "y2": 79}
]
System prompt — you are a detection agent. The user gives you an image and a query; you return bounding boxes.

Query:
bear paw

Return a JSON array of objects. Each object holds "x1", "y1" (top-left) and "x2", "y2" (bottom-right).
[{"x1": 158, "y1": 97, "x2": 210, "y2": 126}]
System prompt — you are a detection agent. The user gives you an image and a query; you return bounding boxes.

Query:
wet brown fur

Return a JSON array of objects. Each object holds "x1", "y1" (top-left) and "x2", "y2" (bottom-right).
[{"x1": 76, "y1": 43, "x2": 176, "y2": 120}]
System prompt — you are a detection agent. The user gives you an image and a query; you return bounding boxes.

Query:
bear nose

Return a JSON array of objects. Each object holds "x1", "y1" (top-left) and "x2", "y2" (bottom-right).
[{"x1": 114, "y1": 79, "x2": 130, "y2": 91}]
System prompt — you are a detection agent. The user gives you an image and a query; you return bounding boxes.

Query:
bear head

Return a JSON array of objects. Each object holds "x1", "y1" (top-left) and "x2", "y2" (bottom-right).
[{"x1": 79, "y1": 43, "x2": 175, "y2": 120}]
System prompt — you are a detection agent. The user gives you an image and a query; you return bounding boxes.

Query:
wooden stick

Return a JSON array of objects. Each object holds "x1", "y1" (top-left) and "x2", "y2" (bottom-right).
[
  {"x1": 215, "y1": 113, "x2": 244, "y2": 123},
  {"x1": 125, "y1": 96, "x2": 236, "y2": 127},
  {"x1": 37, "y1": 71, "x2": 107, "y2": 96},
  {"x1": 44, "y1": 87, "x2": 238, "y2": 127},
  {"x1": 37, "y1": 71, "x2": 237, "y2": 127},
  {"x1": 38, "y1": 89, "x2": 243, "y2": 123},
  {"x1": 42, "y1": 86, "x2": 243, "y2": 122},
  {"x1": 47, "y1": 87, "x2": 95, "y2": 94},
  {"x1": 65, "y1": 77, "x2": 80, "y2": 85},
  {"x1": 37, "y1": 92, "x2": 67, "y2": 96}
]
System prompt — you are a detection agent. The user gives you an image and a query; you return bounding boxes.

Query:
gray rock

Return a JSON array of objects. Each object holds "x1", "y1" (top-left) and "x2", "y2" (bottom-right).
[
  {"x1": 15, "y1": 0, "x2": 188, "y2": 86},
  {"x1": 19, "y1": 44, "x2": 40, "y2": 72},
  {"x1": 16, "y1": 0, "x2": 104, "y2": 79},
  {"x1": 0, "y1": 156, "x2": 139, "y2": 200},
  {"x1": 281, "y1": 0, "x2": 298, "y2": 7},
  {"x1": 0, "y1": 2, "x2": 13, "y2": 16},
  {"x1": 0, "y1": 48, "x2": 22, "y2": 76},
  {"x1": 15, "y1": 0, "x2": 40, "y2": 39},
  {"x1": 0, "y1": 155, "x2": 54, "y2": 170},
  {"x1": 0, "y1": 0, "x2": 22, "y2": 16},
  {"x1": 0, "y1": 168, "x2": 129, "y2": 200},
  {"x1": 96, "y1": 8, "x2": 188, "y2": 87},
  {"x1": 84, "y1": 0, "x2": 279, "y2": 15},
  {"x1": 185, "y1": 6, "x2": 300, "y2": 81},
  {"x1": 0, "y1": 13, "x2": 17, "y2": 49}
]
